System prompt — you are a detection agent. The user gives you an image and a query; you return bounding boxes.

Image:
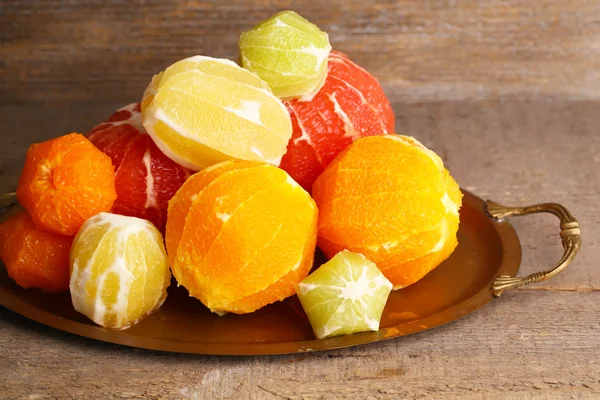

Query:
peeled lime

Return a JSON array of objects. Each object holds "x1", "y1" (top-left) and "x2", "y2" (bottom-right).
[
  {"x1": 70, "y1": 213, "x2": 171, "y2": 330},
  {"x1": 295, "y1": 250, "x2": 392, "y2": 339},
  {"x1": 239, "y1": 10, "x2": 332, "y2": 101}
]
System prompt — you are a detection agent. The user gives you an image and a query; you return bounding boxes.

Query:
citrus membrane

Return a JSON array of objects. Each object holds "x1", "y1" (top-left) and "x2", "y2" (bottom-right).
[
  {"x1": 296, "y1": 250, "x2": 392, "y2": 339},
  {"x1": 70, "y1": 213, "x2": 171, "y2": 330},
  {"x1": 239, "y1": 10, "x2": 332, "y2": 100},
  {"x1": 141, "y1": 56, "x2": 292, "y2": 171}
]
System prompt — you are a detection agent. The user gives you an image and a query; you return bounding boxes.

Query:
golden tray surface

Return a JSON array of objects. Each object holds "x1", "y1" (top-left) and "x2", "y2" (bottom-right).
[{"x1": 0, "y1": 191, "x2": 580, "y2": 355}]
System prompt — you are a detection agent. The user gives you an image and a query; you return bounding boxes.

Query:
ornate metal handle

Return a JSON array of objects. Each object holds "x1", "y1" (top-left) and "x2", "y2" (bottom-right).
[{"x1": 486, "y1": 200, "x2": 581, "y2": 297}]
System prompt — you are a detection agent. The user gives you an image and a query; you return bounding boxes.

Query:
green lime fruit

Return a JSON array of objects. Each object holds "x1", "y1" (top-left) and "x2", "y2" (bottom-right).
[
  {"x1": 239, "y1": 10, "x2": 332, "y2": 101},
  {"x1": 295, "y1": 250, "x2": 393, "y2": 339}
]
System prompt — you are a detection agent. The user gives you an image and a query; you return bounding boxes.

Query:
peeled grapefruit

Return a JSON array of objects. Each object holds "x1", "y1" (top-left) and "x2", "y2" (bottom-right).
[
  {"x1": 89, "y1": 103, "x2": 191, "y2": 231},
  {"x1": 279, "y1": 51, "x2": 395, "y2": 191}
]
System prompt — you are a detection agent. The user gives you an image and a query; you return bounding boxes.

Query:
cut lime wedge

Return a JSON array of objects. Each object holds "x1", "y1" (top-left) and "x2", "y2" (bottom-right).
[{"x1": 296, "y1": 250, "x2": 392, "y2": 339}]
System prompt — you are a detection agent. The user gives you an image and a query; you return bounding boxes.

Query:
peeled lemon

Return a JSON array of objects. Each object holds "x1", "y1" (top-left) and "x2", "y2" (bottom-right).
[
  {"x1": 70, "y1": 213, "x2": 171, "y2": 330},
  {"x1": 141, "y1": 56, "x2": 292, "y2": 171},
  {"x1": 239, "y1": 10, "x2": 332, "y2": 100},
  {"x1": 296, "y1": 250, "x2": 392, "y2": 339}
]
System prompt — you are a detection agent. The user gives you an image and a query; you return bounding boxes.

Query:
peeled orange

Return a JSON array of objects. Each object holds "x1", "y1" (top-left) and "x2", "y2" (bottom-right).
[
  {"x1": 312, "y1": 135, "x2": 462, "y2": 289},
  {"x1": 166, "y1": 160, "x2": 318, "y2": 314},
  {"x1": 0, "y1": 210, "x2": 72, "y2": 293}
]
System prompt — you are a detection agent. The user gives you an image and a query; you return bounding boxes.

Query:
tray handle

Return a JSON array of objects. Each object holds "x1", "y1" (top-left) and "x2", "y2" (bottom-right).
[{"x1": 486, "y1": 200, "x2": 581, "y2": 297}]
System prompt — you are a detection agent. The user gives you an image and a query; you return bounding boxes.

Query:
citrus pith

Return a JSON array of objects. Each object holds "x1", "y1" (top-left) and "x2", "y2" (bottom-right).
[
  {"x1": 141, "y1": 56, "x2": 292, "y2": 171},
  {"x1": 70, "y1": 212, "x2": 171, "y2": 329}
]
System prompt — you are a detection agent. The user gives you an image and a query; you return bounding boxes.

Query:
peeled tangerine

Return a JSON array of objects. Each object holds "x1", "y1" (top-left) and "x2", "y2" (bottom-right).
[
  {"x1": 89, "y1": 103, "x2": 191, "y2": 231},
  {"x1": 17, "y1": 133, "x2": 117, "y2": 236},
  {"x1": 313, "y1": 135, "x2": 462, "y2": 290},
  {"x1": 279, "y1": 51, "x2": 395, "y2": 191},
  {"x1": 0, "y1": 211, "x2": 72, "y2": 293},
  {"x1": 240, "y1": 10, "x2": 331, "y2": 100},
  {"x1": 141, "y1": 56, "x2": 292, "y2": 171},
  {"x1": 296, "y1": 251, "x2": 392, "y2": 339},
  {"x1": 70, "y1": 213, "x2": 171, "y2": 329},
  {"x1": 166, "y1": 160, "x2": 318, "y2": 315}
]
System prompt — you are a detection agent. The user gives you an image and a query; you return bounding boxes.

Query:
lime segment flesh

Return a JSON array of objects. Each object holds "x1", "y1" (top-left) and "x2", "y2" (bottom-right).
[{"x1": 296, "y1": 250, "x2": 392, "y2": 339}]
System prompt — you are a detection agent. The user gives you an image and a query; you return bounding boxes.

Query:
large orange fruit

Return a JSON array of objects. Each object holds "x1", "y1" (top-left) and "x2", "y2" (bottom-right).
[
  {"x1": 166, "y1": 160, "x2": 318, "y2": 314},
  {"x1": 312, "y1": 135, "x2": 462, "y2": 289},
  {"x1": 0, "y1": 210, "x2": 72, "y2": 293},
  {"x1": 279, "y1": 51, "x2": 395, "y2": 191},
  {"x1": 16, "y1": 133, "x2": 117, "y2": 236},
  {"x1": 89, "y1": 104, "x2": 191, "y2": 231}
]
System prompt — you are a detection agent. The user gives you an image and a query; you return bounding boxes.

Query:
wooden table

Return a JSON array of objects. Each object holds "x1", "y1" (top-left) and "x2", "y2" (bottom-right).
[{"x1": 1, "y1": 1, "x2": 599, "y2": 398}]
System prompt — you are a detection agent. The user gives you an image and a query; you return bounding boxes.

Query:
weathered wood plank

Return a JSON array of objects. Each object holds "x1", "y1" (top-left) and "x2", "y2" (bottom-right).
[
  {"x1": 396, "y1": 101, "x2": 599, "y2": 291},
  {"x1": 1, "y1": 291, "x2": 599, "y2": 399},
  {"x1": 1, "y1": 100, "x2": 596, "y2": 289},
  {"x1": 2, "y1": 0, "x2": 600, "y2": 103},
  {"x1": 1, "y1": 2, "x2": 598, "y2": 398}
]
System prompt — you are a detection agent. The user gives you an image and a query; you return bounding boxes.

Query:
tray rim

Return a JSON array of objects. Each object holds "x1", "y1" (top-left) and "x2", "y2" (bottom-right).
[{"x1": 0, "y1": 190, "x2": 522, "y2": 355}]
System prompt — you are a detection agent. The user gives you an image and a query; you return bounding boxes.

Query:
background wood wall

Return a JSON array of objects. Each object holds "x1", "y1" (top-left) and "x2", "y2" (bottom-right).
[{"x1": 3, "y1": 0, "x2": 600, "y2": 106}]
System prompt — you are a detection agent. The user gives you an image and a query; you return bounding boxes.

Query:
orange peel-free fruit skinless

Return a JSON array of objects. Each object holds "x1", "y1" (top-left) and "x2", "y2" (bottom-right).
[
  {"x1": 312, "y1": 135, "x2": 462, "y2": 289},
  {"x1": 16, "y1": 133, "x2": 117, "y2": 236},
  {"x1": 0, "y1": 210, "x2": 72, "y2": 293},
  {"x1": 166, "y1": 160, "x2": 318, "y2": 314}
]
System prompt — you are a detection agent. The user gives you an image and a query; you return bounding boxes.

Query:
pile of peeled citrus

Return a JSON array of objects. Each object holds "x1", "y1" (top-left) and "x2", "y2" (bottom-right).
[{"x1": 0, "y1": 11, "x2": 462, "y2": 338}]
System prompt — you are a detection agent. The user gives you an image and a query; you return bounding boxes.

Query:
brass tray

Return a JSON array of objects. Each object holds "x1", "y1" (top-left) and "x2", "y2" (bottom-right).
[{"x1": 0, "y1": 191, "x2": 580, "y2": 355}]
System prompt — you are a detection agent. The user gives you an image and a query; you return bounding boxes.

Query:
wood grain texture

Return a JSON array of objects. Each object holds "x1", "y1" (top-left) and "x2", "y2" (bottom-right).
[
  {"x1": 2, "y1": 0, "x2": 600, "y2": 103},
  {"x1": 1, "y1": 0, "x2": 599, "y2": 398},
  {"x1": 1, "y1": 291, "x2": 599, "y2": 399}
]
